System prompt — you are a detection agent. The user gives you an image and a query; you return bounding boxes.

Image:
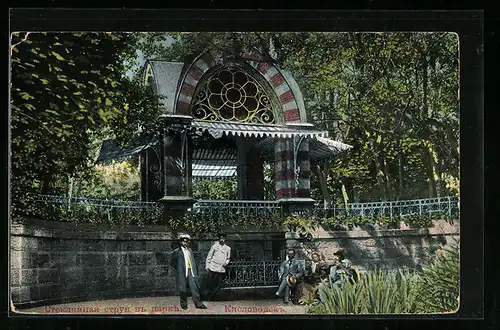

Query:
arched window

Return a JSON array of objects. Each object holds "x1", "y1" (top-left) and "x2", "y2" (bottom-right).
[{"x1": 191, "y1": 66, "x2": 276, "y2": 124}]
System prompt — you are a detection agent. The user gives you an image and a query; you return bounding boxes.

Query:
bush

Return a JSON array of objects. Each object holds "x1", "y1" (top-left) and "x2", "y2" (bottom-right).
[
  {"x1": 415, "y1": 238, "x2": 460, "y2": 313},
  {"x1": 309, "y1": 241, "x2": 459, "y2": 315},
  {"x1": 312, "y1": 269, "x2": 421, "y2": 314},
  {"x1": 317, "y1": 278, "x2": 365, "y2": 314}
]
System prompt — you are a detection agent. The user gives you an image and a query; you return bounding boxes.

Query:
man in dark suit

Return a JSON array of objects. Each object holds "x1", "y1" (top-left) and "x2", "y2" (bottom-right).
[
  {"x1": 170, "y1": 233, "x2": 207, "y2": 310},
  {"x1": 276, "y1": 248, "x2": 304, "y2": 304}
]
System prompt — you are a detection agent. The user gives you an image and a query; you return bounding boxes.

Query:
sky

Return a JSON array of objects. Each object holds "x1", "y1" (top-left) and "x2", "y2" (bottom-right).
[{"x1": 125, "y1": 35, "x2": 175, "y2": 79}]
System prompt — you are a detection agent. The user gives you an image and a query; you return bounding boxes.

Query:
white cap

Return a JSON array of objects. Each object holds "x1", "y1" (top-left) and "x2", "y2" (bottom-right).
[
  {"x1": 178, "y1": 233, "x2": 191, "y2": 240},
  {"x1": 341, "y1": 259, "x2": 352, "y2": 268}
]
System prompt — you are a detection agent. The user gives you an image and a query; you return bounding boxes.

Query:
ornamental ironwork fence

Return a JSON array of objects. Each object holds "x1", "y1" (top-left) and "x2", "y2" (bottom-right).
[
  {"x1": 222, "y1": 260, "x2": 282, "y2": 288},
  {"x1": 193, "y1": 199, "x2": 282, "y2": 218},
  {"x1": 13, "y1": 194, "x2": 459, "y2": 225},
  {"x1": 16, "y1": 194, "x2": 163, "y2": 225},
  {"x1": 313, "y1": 196, "x2": 459, "y2": 221}
]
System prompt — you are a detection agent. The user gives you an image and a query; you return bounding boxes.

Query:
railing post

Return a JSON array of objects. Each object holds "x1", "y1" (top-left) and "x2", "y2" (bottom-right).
[
  {"x1": 389, "y1": 201, "x2": 393, "y2": 221},
  {"x1": 448, "y1": 196, "x2": 452, "y2": 219},
  {"x1": 263, "y1": 261, "x2": 266, "y2": 286},
  {"x1": 419, "y1": 200, "x2": 422, "y2": 216}
]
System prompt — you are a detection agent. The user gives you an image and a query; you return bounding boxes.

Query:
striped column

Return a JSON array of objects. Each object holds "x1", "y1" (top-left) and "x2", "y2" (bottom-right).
[
  {"x1": 176, "y1": 52, "x2": 216, "y2": 115},
  {"x1": 296, "y1": 139, "x2": 311, "y2": 198},
  {"x1": 275, "y1": 137, "x2": 311, "y2": 200}
]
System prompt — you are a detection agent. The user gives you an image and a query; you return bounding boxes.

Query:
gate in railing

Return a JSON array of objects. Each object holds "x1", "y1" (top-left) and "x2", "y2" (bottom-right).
[{"x1": 222, "y1": 260, "x2": 282, "y2": 288}]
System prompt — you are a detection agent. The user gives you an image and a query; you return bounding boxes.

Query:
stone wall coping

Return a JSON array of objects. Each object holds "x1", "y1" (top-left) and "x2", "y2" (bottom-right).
[
  {"x1": 11, "y1": 218, "x2": 176, "y2": 241},
  {"x1": 286, "y1": 221, "x2": 459, "y2": 239},
  {"x1": 10, "y1": 218, "x2": 286, "y2": 241},
  {"x1": 12, "y1": 218, "x2": 458, "y2": 241}
]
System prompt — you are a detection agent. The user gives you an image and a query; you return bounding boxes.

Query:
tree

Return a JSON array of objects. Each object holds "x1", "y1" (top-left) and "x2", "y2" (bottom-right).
[{"x1": 10, "y1": 32, "x2": 161, "y2": 215}]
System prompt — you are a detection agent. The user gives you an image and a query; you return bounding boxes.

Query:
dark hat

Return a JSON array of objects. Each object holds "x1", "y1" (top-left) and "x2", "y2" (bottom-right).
[{"x1": 217, "y1": 233, "x2": 226, "y2": 238}]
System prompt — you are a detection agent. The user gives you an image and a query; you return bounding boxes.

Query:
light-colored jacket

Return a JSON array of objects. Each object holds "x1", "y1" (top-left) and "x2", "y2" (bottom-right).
[{"x1": 205, "y1": 243, "x2": 231, "y2": 273}]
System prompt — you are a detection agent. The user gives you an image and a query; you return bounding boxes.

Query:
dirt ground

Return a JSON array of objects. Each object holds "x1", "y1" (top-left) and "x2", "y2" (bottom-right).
[{"x1": 14, "y1": 295, "x2": 308, "y2": 315}]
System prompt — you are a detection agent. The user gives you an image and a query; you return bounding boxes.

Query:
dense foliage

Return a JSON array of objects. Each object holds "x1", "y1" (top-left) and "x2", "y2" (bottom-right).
[
  {"x1": 10, "y1": 32, "x2": 459, "y2": 223},
  {"x1": 192, "y1": 180, "x2": 237, "y2": 200},
  {"x1": 138, "y1": 32, "x2": 459, "y2": 203},
  {"x1": 415, "y1": 237, "x2": 460, "y2": 313},
  {"x1": 308, "y1": 240, "x2": 459, "y2": 314},
  {"x1": 10, "y1": 32, "x2": 161, "y2": 219}
]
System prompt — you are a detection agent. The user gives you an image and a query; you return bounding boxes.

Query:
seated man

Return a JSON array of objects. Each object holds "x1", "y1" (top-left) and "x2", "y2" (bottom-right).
[
  {"x1": 276, "y1": 248, "x2": 304, "y2": 305},
  {"x1": 319, "y1": 249, "x2": 359, "y2": 292}
]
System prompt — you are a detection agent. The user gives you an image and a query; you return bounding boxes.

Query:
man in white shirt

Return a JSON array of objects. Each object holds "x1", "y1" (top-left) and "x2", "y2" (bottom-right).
[
  {"x1": 204, "y1": 233, "x2": 231, "y2": 301},
  {"x1": 170, "y1": 233, "x2": 207, "y2": 309}
]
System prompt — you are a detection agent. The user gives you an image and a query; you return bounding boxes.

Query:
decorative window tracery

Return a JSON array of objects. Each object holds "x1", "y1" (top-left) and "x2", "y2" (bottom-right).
[{"x1": 191, "y1": 67, "x2": 276, "y2": 124}]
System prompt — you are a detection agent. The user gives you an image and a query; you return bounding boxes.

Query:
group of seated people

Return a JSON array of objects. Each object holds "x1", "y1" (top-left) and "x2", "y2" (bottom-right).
[{"x1": 276, "y1": 246, "x2": 359, "y2": 305}]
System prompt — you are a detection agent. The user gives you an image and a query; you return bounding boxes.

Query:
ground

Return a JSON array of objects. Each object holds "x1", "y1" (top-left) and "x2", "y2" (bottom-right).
[{"x1": 15, "y1": 296, "x2": 308, "y2": 315}]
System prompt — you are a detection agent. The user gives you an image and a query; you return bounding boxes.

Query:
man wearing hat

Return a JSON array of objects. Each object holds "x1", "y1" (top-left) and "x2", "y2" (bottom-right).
[
  {"x1": 204, "y1": 233, "x2": 231, "y2": 301},
  {"x1": 170, "y1": 233, "x2": 207, "y2": 309},
  {"x1": 327, "y1": 248, "x2": 360, "y2": 287},
  {"x1": 276, "y1": 248, "x2": 304, "y2": 304}
]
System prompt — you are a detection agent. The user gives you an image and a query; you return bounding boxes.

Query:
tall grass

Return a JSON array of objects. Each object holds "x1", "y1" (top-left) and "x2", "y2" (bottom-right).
[
  {"x1": 309, "y1": 240, "x2": 459, "y2": 314},
  {"x1": 416, "y1": 238, "x2": 460, "y2": 313},
  {"x1": 317, "y1": 279, "x2": 364, "y2": 314}
]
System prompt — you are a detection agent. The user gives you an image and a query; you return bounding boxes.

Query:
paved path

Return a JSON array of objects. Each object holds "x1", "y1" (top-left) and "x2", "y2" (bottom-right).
[{"x1": 16, "y1": 296, "x2": 308, "y2": 315}]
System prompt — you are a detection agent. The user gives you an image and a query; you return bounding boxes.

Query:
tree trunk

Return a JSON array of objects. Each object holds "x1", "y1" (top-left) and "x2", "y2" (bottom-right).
[
  {"x1": 67, "y1": 175, "x2": 74, "y2": 211},
  {"x1": 398, "y1": 141, "x2": 404, "y2": 199},
  {"x1": 427, "y1": 143, "x2": 438, "y2": 198},
  {"x1": 370, "y1": 140, "x2": 387, "y2": 200},
  {"x1": 383, "y1": 157, "x2": 394, "y2": 200},
  {"x1": 316, "y1": 163, "x2": 331, "y2": 204},
  {"x1": 373, "y1": 155, "x2": 387, "y2": 200},
  {"x1": 423, "y1": 55, "x2": 429, "y2": 117},
  {"x1": 41, "y1": 173, "x2": 53, "y2": 194}
]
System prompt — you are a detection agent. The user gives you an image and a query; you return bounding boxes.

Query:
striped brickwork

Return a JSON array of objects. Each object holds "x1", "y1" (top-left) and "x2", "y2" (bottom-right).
[
  {"x1": 176, "y1": 52, "x2": 217, "y2": 115},
  {"x1": 175, "y1": 49, "x2": 303, "y2": 123},
  {"x1": 248, "y1": 61, "x2": 301, "y2": 123},
  {"x1": 275, "y1": 138, "x2": 311, "y2": 200}
]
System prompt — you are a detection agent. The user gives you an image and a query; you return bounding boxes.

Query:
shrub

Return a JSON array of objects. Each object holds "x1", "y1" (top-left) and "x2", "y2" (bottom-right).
[
  {"x1": 311, "y1": 268, "x2": 423, "y2": 314},
  {"x1": 316, "y1": 279, "x2": 365, "y2": 314},
  {"x1": 309, "y1": 240, "x2": 459, "y2": 315},
  {"x1": 415, "y1": 238, "x2": 460, "y2": 313}
]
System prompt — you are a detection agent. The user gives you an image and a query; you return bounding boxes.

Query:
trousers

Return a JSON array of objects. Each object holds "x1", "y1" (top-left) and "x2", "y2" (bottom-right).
[
  {"x1": 179, "y1": 272, "x2": 203, "y2": 308},
  {"x1": 276, "y1": 277, "x2": 297, "y2": 303},
  {"x1": 204, "y1": 270, "x2": 226, "y2": 301}
]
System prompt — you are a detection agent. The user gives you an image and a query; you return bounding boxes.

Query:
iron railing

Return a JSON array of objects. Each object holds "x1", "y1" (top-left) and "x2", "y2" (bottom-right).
[
  {"x1": 193, "y1": 199, "x2": 282, "y2": 217},
  {"x1": 222, "y1": 260, "x2": 282, "y2": 288},
  {"x1": 314, "y1": 196, "x2": 459, "y2": 220},
  {"x1": 22, "y1": 194, "x2": 163, "y2": 225},
  {"x1": 16, "y1": 194, "x2": 459, "y2": 225},
  {"x1": 33, "y1": 194, "x2": 160, "y2": 208}
]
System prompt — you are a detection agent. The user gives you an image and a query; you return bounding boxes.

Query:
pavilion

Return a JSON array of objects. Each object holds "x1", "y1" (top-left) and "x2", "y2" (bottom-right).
[{"x1": 97, "y1": 48, "x2": 351, "y2": 218}]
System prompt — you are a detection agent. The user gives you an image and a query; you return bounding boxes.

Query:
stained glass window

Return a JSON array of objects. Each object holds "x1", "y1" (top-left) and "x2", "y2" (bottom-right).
[{"x1": 191, "y1": 67, "x2": 276, "y2": 124}]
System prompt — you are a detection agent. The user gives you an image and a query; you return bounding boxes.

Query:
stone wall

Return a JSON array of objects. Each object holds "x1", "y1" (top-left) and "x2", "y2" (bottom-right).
[
  {"x1": 10, "y1": 219, "x2": 183, "y2": 308},
  {"x1": 9, "y1": 219, "x2": 286, "y2": 308},
  {"x1": 287, "y1": 220, "x2": 460, "y2": 272},
  {"x1": 10, "y1": 218, "x2": 459, "y2": 308}
]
